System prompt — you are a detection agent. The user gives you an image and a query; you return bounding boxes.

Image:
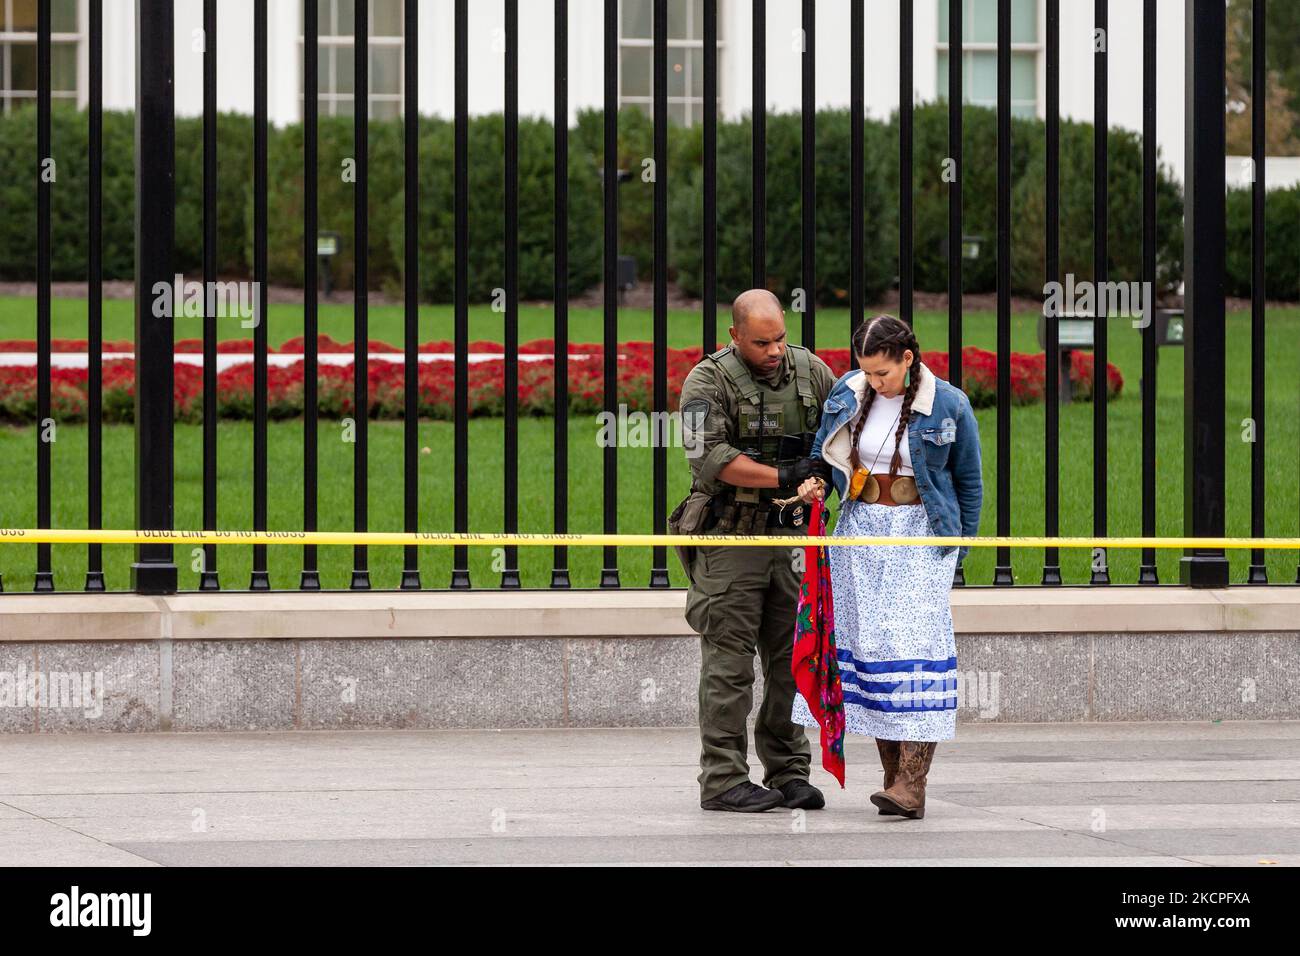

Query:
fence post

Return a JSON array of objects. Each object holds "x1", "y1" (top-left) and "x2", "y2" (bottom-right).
[
  {"x1": 1180, "y1": 0, "x2": 1229, "y2": 588},
  {"x1": 131, "y1": 0, "x2": 177, "y2": 595}
]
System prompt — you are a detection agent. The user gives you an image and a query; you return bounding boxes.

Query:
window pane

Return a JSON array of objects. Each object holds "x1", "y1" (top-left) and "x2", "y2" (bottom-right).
[
  {"x1": 968, "y1": 50, "x2": 996, "y2": 104},
  {"x1": 52, "y1": 42, "x2": 76, "y2": 91},
  {"x1": 337, "y1": 0, "x2": 356, "y2": 37},
  {"x1": 965, "y1": 0, "x2": 1036, "y2": 44},
  {"x1": 1011, "y1": 0, "x2": 1036, "y2": 43},
  {"x1": 11, "y1": 0, "x2": 37, "y2": 32},
  {"x1": 53, "y1": 0, "x2": 77, "y2": 32},
  {"x1": 1011, "y1": 51, "x2": 1036, "y2": 101},
  {"x1": 623, "y1": 0, "x2": 651, "y2": 39},
  {"x1": 621, "y1": 45, "x2": 650, "y2": 98},
  {"x1": 937, "y1": 50, "x2": 948, "y2": 98},
  {"x1": 319, "y1": 41, "x2": 332, "y2": 93},
  {"x1": 371, "y1": 45, "x2": 400, "y2": 95},
  {"x1": 371, "y1": 0, "x2": 401, "y2": 38},
  {"x1": 690, "y1": 101, "x2": 702, "y2": 126},
  {"x1": 336, "y1": 45, "x2": 355, "y2": 95},
  {"x1": 52, "y1": 0, "x2": 76, "y2": 32},
  {"x1": 961, "y1": 51, "x2": 1036, "y2": 108},
  {"x1": 693, "y1": 0, "x2": 703, "y2": 40},
  {"x1": 10, "y1": 43, "x2": 36, "y2": 92},
  {"x1": 668, "y1": 0, "x2": 688, "y2": 39},
  {"x1": 968, "y1": 0, "x2": 995, "y2": 44},
  {"x1": 371, "y1": 98, "x2": 400, "y2": 120},
  {"x1": 318, "y1": 0, "x2": 334, "y2": 37},
  {"x1": 335, "y1": 97, "x2": 354, "y2": 117},
  {"x1": 689, "y1": 47, "x2": 703, "y2": 97},
  {"x1": 669, "y1": 47, "x2": 686, "y2": 98},
  {"x1": 938, "y1": 0, "x2": 949, "y2": 44}
]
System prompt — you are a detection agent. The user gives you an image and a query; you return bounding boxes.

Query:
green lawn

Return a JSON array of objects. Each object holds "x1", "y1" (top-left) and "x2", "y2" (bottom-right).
[{"x1": 0, "y1": 299, "x2": 1297, "y2": 590}]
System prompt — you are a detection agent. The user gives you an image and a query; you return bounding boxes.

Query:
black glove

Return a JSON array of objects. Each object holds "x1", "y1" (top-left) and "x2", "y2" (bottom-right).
[{"x1": 777, "y1": 456, "x2": 831, "y2": 489}]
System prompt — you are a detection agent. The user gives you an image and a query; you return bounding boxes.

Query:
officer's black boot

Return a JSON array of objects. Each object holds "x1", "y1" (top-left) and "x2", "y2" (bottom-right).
[
  {"x1": 701, "y1": 781, "x2": 785, "y2": 812},
  {"x1": 776, "y1": 778, "x2": 825, "y2": 810}
]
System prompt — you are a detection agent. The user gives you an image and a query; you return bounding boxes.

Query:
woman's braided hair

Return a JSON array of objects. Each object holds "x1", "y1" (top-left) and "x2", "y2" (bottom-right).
[{"x1": 848, "y1": 314, "x2": 923, "y2": 480}]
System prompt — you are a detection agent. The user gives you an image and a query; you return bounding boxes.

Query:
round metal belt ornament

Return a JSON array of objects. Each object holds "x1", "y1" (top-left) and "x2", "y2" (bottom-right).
[{"x1": 891, "y1": 476, "x2": 919, "y2": 504}]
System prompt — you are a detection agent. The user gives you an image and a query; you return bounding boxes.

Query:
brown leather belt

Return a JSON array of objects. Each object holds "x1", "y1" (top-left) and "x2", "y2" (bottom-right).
[{"x1": 847, "y1": 471, "x2": 921, "y2": 507}]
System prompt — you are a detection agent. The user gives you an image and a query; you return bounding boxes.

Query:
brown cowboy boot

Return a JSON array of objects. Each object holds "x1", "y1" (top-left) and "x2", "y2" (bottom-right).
[
  {"x1": 869, "y1": 741, "x2": 937, "y2": 819},
  {"x1": 874, "y1": 738, "x2": 901, "y2": 815}
]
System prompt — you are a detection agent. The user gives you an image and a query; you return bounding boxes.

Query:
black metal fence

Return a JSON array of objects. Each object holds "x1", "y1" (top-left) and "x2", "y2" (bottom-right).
[{"x1": 2, "y1": 0, "x2": 1290, "y2": 593}]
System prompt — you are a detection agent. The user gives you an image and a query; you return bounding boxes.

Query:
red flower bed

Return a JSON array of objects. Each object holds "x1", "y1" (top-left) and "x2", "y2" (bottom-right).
[
  {"x1": 0, "y1": 337, "x2": 1121, "y2": 424},
  {"x1": 0, "y1": 339, "x2": 134, "y2": 353}
]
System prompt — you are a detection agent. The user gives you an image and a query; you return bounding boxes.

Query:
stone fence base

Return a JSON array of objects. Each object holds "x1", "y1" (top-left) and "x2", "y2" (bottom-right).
[{"x1": 0, "y1": 588, "x2": 1296, "y2": 732}]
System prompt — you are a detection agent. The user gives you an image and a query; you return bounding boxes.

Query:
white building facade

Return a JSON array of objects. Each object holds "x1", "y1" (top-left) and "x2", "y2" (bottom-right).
[{"x1": 8, "y1": 1, "x2": 1196, "y2": 180}]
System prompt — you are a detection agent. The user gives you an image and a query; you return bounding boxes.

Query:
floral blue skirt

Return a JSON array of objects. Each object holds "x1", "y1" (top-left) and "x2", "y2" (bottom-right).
[{"x1": 792, "y1": 497, "x2": 959, "y2": 742}]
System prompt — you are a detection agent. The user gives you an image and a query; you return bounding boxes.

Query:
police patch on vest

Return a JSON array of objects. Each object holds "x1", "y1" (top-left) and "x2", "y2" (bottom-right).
[
  {"x1": 680, "y1": 398, "x2": 709, "y2": 438},
  {"x1": 739, "y1": 406, "x2": 783, "y2": 437}
]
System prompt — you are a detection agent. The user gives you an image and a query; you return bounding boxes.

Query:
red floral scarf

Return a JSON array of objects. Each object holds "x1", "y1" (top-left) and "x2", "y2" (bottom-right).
[{"x1": 792, "y1": 498, "x2": 846, "y2": 787}]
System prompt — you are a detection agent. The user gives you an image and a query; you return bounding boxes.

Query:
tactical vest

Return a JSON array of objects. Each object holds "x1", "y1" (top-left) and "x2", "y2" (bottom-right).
[{"x1": 705, "y1": 344, "x2": 821, "y2": 500}]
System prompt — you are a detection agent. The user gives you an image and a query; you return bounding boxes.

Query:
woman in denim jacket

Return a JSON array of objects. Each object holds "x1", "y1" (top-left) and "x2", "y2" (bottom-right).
[{"x1": 792, "y1": 314, "x2": 983, "y2": 819}]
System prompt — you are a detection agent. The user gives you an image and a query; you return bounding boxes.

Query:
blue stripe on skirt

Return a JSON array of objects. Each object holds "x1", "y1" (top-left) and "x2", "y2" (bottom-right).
[{"x1": 792, "y1": 497, "x2": 960, "y2": 742}]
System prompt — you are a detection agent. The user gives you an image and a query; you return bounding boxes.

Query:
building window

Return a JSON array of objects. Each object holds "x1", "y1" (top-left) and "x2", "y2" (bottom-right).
[
  {"x1": 301, "y1": 0, "x2": 403, "y2": 120},
  {"x1": 937, "y1": 0, "x2": 1039, "y2": 119},
  {"x1": 0, "y1": 0, "x2": 79, "y2": 114},
  {"x1": 619, "y1": 0, "x2": 720, "y2": 127}
]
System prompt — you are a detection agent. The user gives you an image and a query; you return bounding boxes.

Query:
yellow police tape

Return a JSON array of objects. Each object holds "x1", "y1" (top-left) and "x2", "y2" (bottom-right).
[{"x1": 0, "y1": 528, "x2": 1298, "y2": 549}]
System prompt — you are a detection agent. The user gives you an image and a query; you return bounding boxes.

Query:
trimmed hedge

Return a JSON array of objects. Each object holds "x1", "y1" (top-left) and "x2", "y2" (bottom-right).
[
  {"x1": 260, "y1": 113, "x2": 609, "y2": 302},
  {"x1": 0, "y1": 108, "x2": 255, "y2": 282},
  {"x1": 1225, "y1": 183, "x2": 1300, "y2": 299},
  {"x1": 6, "y1": 102, "x2": 1292, "y2": 300}
]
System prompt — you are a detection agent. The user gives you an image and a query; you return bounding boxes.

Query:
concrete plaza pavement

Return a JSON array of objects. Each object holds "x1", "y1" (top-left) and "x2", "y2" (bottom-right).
[{"x1": 1, "y1": 721, "x2": 1298, "y2": 866}]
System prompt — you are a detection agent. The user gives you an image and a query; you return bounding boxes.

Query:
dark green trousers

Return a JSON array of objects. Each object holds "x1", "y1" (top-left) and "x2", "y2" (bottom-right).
[{"x1": 685, "y1": 529, "x2": 812, "y2": 801}]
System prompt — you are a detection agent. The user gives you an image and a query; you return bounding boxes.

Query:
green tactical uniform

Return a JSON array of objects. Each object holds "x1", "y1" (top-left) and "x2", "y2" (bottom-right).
[{"x1": 671, "y1": 343, "x2": 838, "y2": 801}]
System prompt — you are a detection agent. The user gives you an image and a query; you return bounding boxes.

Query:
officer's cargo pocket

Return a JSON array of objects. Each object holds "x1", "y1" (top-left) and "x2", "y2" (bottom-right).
[
  {"x1": 684, "y1": 555, "x2": 731, "y2": 635},
  {"x1": 669, "y1": 491, "x2": 713, "y2": 533},
  {"x1": 668, "y1": 491, "x2": 714, "y2": 583}
]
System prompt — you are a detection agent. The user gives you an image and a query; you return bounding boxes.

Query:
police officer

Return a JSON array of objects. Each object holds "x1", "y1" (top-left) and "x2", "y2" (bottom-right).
[{"x1": 671, "y1": 289, "x2": 837, "y2": 812}]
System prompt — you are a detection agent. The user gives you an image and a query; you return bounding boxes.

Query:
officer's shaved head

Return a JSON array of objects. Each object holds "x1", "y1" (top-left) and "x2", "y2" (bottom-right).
[
  {"x1": 731, "y1": 289, "x2": 784, "y2": 330},
  {"x1": 729, "y1": 289, "x2": 788, "y2": 374}
]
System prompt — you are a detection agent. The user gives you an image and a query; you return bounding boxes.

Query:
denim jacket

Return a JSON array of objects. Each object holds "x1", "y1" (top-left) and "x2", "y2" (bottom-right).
[{"x1": 810, "y1": 362, "x2": 984, "y2": 562}]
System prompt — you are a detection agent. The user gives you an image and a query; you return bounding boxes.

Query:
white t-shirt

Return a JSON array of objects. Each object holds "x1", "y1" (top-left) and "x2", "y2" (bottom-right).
[{"x1": 855, "y1": 391, "x2": 914, "y2": 476}]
